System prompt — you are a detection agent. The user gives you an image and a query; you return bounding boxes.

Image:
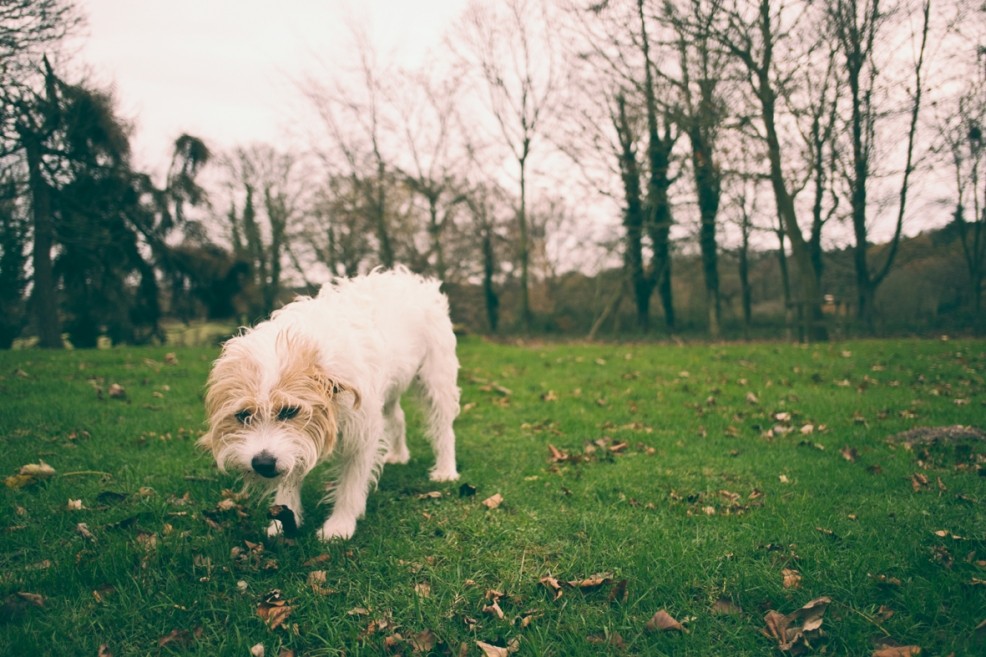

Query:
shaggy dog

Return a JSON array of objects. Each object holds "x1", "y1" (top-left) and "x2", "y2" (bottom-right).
[{"x1": 199, "y1": 269, "x2": 460, "y2": 541}]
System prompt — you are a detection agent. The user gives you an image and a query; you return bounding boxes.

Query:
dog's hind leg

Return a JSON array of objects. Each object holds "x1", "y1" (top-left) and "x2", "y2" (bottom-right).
[
  {"x1": 267, "y1": 477, "x2": 303, "y2": 537},
  {"x1": 383, "y1": 399, "x2": 410, "y2": 465},
  {"x1": 417, "y1": 349, "x2": 460, "y2": 482}
]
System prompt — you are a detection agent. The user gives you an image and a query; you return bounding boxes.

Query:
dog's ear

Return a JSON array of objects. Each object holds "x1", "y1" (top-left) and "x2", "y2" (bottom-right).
[
  {"x1": 197, "y1": 429, "x2": 216, "y2": 451},
  {"x1": 329, "y1": 378, "x2": 361, "y2": 409},
  {"x1": 313, "y1": 372, "x2": 361, "y2": 410}
]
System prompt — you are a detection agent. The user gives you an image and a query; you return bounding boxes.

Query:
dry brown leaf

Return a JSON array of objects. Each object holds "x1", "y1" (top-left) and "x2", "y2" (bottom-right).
[
  {"x1": 482, "y1": 493, "x2": 504, "y2": 509},
  {"x1": 410, "y1": 629, "x2": 437, "y2": 653},
  {"x1": 608, "y1": 579, "x2": 629, "y2": 603},
  {"x1": 16, "y1": 592, "x2": 45, "y2": 607},
  {"x1": 414, "y1": 582, "x2": 431, "y2": 598},
  {"x1": 257, "y1": 590, "x2": 293, "y2": 630},
  {"x1": 157, "y1": 628, "x2": 200, "y2": 648},
  {"x1": 567, "y1": 573, "x2": 614, "y2": 590},
  {"x1": 76, "y1": 522, "x2": 96, "y2": 543},
  {"x1": 5, "y1": 460, "x2": 56, "y2": 489},
  {"x1": 761, "y1": 596, "x2": 831, "y2": 652},
  {"x1": 108, "y1": 383, "x2": 127, "y2": 399},
  {"x1": 712, "y1": 598, "x2": 742, "y2": 615},
  {"x1": 540, "y1": 576, "x2": 563, "y2": 600},
  {"x1": 783, "y1": 568, "x2": 803, "y2": 589},
  {"x1": 646, "y1": 609, "x2": 686, "y2": 633},
  {"x1": 872, "y1": 646, "x2": 921, "y2": 657},
  {"x1": 307, "y1": 570, "x2": 336, "y2": 596},
  {"x1": 483, "y1": 599, "x2": 505, "y2": 619},
  {"x1": 547, "y1": 444, "x2": 569, "y2": 462},
  {"x1": 97, "y1": 644, "x2": 113, "y2": 657},
  {"x1": 476, "y1": 640, "x2": 510, "y2": 657}
]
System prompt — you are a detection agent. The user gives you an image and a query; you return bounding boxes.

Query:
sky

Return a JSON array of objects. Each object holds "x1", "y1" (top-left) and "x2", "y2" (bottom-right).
[{"x1": 76, "y1": 0, "x2": 468, "y2": 175}]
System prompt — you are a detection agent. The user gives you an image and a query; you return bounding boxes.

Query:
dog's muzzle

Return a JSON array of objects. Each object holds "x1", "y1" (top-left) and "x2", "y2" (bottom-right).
[{"x1": 251, "y1": 451, "x2": 280, "y2": 478}]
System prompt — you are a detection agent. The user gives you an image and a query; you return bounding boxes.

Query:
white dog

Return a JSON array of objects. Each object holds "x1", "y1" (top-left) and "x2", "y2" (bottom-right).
[{"x1": 199, "y1": 269, "x2": 460, "y2": 541}]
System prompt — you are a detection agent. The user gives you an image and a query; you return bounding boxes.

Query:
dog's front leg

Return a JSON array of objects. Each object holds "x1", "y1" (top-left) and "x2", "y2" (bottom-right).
[
  {"x1": 267, "y1": 477, "x2": 304, "y2": 537},
  {"x1": 317, "y1": 429, "x2": 380, "y2": 541}
]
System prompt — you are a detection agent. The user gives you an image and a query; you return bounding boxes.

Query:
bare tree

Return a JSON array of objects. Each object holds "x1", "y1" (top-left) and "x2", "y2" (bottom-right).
[
  {"x1": 1, "y1": 1, "x2": 83, "y2": 347},
  {"x1": 223, "y1": 145, "x2": 307, "y2": 317},
  {"x1": 940, "y1": 42, "x2": 986, "y2": 316},
  {"x1": 304, "y1": 27, "x2": 401, "y2": 270},
  {"x1": 394, "y1": 67, "x2": 469, "y2": 281},
  {"x1": 666, "y1": 0, "x2": 729, "y2": 337},
  {"x1": 454, "y1": 0, "x2": 560, "y2": 331},
  {"x1": 567, "y1": 0, "x2": 679, "y2": 333},
  {"x1": 710, "y1": 0, "x2": 829, "y2": 341},
  {"x1": 827, "y1": 0, "x2": 932, "y2": 330}
]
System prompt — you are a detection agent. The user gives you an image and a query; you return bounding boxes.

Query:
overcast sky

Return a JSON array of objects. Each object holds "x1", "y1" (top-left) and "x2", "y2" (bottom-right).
[{"x1": 77, "y1": 0, "x2": 468, "y2": 174}]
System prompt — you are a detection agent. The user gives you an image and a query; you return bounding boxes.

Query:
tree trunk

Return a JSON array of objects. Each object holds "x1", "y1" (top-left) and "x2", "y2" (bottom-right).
[
  {"x1": 739, "y1": 221, "x2": 752, "y2": 333},
  {"x1": 691, "y1": 126, "x2": 721, "y2": 338},
  {"x1": 759, "y1": 71, "x2": 828, "y2": 342},
  {"x1": 427, "y1": 194, "x2": 446, "y2": 281},
  {"x1": 517, "y1": 147, "x2": 532, "y2": 331},
  {"x1": 24, "y1": 136, "x2": 62, "y2": 348},
  {"x1": 481, "y1": 225, "x2": 499, "y2": 333},
  {"x1": 613, "y1": 93, "x2": 653, "y2": 331}
]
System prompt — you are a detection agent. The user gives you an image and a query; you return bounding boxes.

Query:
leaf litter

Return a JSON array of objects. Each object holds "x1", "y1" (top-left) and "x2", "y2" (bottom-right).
[{"x1": 762, "y1": 596, "x2": 831, "y2": 653}]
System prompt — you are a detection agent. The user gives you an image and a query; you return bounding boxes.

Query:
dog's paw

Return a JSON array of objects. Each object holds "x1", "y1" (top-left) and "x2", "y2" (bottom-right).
[
  {"x1": 266, "y1": 520, "x2": 284, "y2": 538},
  {"x1": 317, "y1": 516, "x2": 356, "y2": 541},
  {"x1": 384, "y1": 448, "x2": 410, "y2": 465},
  {"x1": 429, "y1": 468, "x2": 460, "y2": 482}
]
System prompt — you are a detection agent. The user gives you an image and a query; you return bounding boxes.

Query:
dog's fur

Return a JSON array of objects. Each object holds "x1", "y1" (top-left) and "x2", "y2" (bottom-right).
[{"x1": 199, "y1": 269, "x2": 460, "y2": 540}]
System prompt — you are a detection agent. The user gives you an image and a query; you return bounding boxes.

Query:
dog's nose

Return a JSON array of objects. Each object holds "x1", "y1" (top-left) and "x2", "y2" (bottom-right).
[{"x1": 251, "y1": 451, "x2": 279, "y2": 478}]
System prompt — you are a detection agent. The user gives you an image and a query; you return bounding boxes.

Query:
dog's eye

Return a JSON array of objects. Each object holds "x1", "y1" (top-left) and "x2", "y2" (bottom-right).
[
  {"x1": 277, "y1": 406, "x2": 301, "y2": 421},
  {"x1": 234, "y1": 409, "x2": 253, "y2": 425}
]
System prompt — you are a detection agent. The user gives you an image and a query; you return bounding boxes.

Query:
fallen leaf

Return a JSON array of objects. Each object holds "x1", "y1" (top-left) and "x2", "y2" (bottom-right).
[
  {"x1": 5, "y1": 460, "x2": 57, "y2": 489},
  {"x1": 250, "y1": 644, "x2": 265, "y2": 657},
  {"x1": 482, "y1": 493, "x2": 504, "y2": 509},
  {"x1": 303, "y1": 554, "x2": 331, "y2": 567},
  {"x1": 97, "y1": 644, "x2": 113, "y2": 657},
  {"x1": 761, "y1": 596, "x2": 831, "y2": 652},
  {"x1": 307, "y1": 570, "x2": 336, "y2": 596},
  {"x1": 76, "y1": 523, "x2": 96, "y2": 543},
  {"x1": 67, "y1": 499, "x2": 85, "y2": 511},
  {"x1": 417, "y1": 491, "x2": 443, "y2": 500},
  {"x1": 646, "y1": 609, "x2": 686, "y2": 633},
  {"x1": 108, "y1": 383, "x2": 127, "y2": 399},
  {"x1": 783, "y1": 568, "x2": 802, "y2": 589},
  {"x1": 415, "y1": 582, "x2": 431, "y2": 598},
  {"x1": 476, "y1": 640, "x2": 510, "y2": 657},
  {"x1": 157, "y1": 629, "x2": 200, "y2": 648},
  {"x1": 257, "y1": 590, "x2": 293, "y2": 630},
  {"x1": 16, "y1": 592, "x2": 45, "y2": 607},
  {"x1": 410, "y1": 629, "x2": 437, "y2": 652},
  {"x1": 540, "y1": 576, "x2": 563, "y2": 600},
  {"x1": 713, "y1": 598, "x2": 742, "y2": 615},
  {"x1": 547, "y1": 444, "x2": 568, "y2": 462},
  {"x1": 567, "y1": 573, "x2": 614, "y2": 590},
  {"x1": 872, "y1": 646, "x2": 921, "y2": 657},
  {"x1": 608, "y1": 579, "x2": 628, "y2": 604}
]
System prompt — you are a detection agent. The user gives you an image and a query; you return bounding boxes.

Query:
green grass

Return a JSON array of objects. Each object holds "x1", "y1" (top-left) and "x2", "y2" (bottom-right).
[{"x1": 1, "y1": 338, "x2": 984, "y2": 656}]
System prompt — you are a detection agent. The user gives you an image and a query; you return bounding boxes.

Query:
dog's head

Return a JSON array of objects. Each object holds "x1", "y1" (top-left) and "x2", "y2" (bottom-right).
[{"x1": 199, "y1": 330, "x2": 359, "y2": 485}]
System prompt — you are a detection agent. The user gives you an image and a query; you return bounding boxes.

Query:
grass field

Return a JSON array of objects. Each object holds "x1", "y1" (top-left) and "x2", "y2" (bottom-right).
[{"x1": 1, "y1": 337, "x2": 984, "y2": 656}]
